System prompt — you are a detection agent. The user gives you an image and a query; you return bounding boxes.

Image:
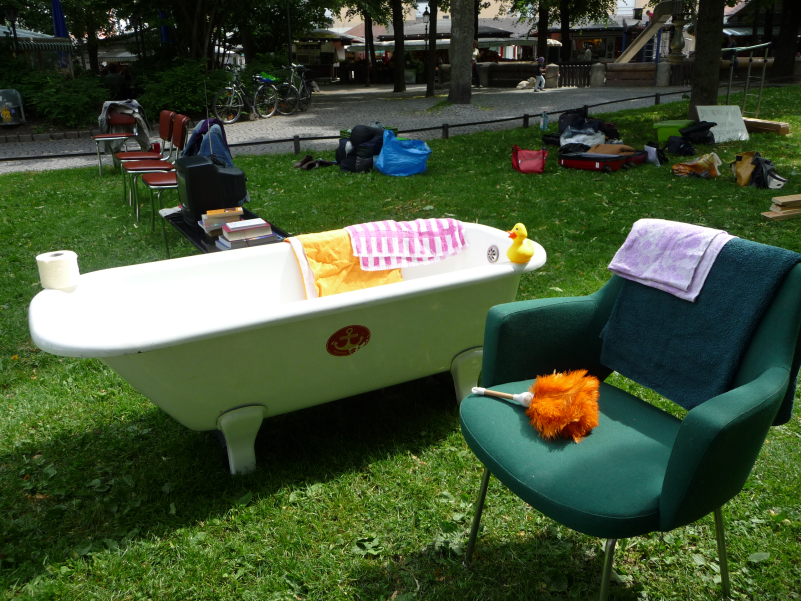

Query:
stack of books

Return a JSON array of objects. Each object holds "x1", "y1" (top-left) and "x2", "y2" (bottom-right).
[
  {"x1": 199, "y1": 207, "x2": 244, "y2": 238},
  {"x1": 215, "y1": 217, "x2": 283, "y2": 250}
]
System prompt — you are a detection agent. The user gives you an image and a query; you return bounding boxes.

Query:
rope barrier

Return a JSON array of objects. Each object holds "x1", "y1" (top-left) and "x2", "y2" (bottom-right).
[{"x1": 1, "y1": 78, "x2": 795, "y2": 163}]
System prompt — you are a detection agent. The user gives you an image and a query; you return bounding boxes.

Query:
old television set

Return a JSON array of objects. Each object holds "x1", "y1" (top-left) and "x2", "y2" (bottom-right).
[{"x1": 176, "y1": 155, "x2": 249, "y2": 226}]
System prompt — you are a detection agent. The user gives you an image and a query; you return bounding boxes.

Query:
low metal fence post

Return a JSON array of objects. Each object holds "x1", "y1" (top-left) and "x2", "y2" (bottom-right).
[
  {"x1": 655, "y1": 93, "x2": 661, "y2": 105},
  {"x1": 293, "y1": 135, "x2": 300, "y2": 155},
  {"x1": 442, "y1": 123, "x2": 449, "y2": 139},
  {"x1": 523, "y1": 114, "x2": 529, "y2": 128}
]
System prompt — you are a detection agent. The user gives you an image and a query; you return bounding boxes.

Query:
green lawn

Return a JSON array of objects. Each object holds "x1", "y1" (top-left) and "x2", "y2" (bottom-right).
[{"x1": 1, "y1": 86, "x2": 800, "y2": 601}]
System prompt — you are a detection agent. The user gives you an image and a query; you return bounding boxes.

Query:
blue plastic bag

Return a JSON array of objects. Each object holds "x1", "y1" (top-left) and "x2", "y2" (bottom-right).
[{"x1": 375, "y1": 130, "x2": 431, "y2": 176}]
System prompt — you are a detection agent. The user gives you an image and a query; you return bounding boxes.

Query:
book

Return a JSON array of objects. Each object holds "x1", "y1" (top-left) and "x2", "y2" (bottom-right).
[
  {"x1": 202, "y1": 212, "x2": 242, "y2": 228},
  {"x1": 215, "y1": 233, "x2": 283, "y2": 250},
  {"x1": 198, "y1": 220, "x2": 224, "y2": 235},
  {"x1": 222, "y1": 218, "x2": 272, "y2": 241},
  {"x1": 206, "y1": 207, "x2": 244, "y2": 218}
]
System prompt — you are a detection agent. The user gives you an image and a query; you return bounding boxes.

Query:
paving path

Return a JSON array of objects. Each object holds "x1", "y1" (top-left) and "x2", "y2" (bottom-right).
[{"x1": 0, "y1": 83, "x2": 690, "y2": 175}]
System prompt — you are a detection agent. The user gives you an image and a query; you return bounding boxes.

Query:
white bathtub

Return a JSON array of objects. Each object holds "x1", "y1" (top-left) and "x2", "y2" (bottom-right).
[{"x1": 28, "y1": 223, "x2": 546, "y2": 474}]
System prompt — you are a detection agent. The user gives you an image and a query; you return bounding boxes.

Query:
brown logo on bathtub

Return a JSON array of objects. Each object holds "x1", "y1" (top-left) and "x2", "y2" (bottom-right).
[{"x1": 327, "y1": 325, "x2": 371, "y2": 356}]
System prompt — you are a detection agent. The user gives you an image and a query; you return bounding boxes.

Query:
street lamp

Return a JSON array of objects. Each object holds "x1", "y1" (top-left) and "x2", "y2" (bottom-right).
[{"x1": 5, "y1": 7, "x2": 19, "y2": 56}]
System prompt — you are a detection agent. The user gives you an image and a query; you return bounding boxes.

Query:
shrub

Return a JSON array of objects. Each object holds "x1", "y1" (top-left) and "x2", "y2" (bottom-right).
[
  {"x1": 26, "y1": 72, "x2": 109, "y2": 128},
  {"x1": 0, "y1": 58, "x2": 108, "y2": 128},
  {"x1": 137, "y1": 60, "x2": 227, "y2": 120}
]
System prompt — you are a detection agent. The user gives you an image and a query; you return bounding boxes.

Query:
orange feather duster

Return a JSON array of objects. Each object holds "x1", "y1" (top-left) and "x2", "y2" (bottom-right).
[{"x1": 525, "y1": 369, "x2": 600, "y2": 443}]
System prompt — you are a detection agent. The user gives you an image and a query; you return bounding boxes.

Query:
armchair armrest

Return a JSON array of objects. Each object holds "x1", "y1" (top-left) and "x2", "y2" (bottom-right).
[
  {"x1": 659, "y1": 366, "x2": 790, "y2": 531},
  {"x1": 482, "y1": 276, "x2": 624, "y2": 388}
]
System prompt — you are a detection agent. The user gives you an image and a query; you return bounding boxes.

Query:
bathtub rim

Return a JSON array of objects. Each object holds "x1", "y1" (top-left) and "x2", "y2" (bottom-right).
[{"x1": 29, "y1": 231, "x2": 545, "y2": 359}]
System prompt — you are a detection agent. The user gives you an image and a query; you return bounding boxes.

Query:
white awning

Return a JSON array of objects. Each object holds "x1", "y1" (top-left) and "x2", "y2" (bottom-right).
[{"x1": 345, "y1": 37, "x2": 561, "y2": 52}]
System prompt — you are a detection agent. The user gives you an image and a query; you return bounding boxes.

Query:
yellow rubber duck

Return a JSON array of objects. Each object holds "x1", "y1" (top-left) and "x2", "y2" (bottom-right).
[{"x1": 506, "y1": 223, "x2": 536, "y2": 264}]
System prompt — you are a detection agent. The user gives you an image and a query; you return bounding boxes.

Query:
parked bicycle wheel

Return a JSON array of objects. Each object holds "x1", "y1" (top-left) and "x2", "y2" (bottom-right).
[
  {"x1": 213, "y1": 88, "x2": 244, "y2": 124},
  {"x1": 299, "y1": 84, "x2": 312, "y2": 112},
  {"x1": 254, "y1": 84, "x2": 278, "y2": 119},
  {"x1": 276, "y1": 84, "x2": 300, "y2": 116}
]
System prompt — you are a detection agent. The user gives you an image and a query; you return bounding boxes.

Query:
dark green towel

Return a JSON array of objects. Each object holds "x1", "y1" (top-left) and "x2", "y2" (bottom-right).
[{"x1": 600, "y1": 238, "x2": 800, "y2": 419}]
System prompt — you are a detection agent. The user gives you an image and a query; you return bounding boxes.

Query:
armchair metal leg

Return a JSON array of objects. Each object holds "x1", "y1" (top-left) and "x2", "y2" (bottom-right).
[
  {"x1": 714, "y1": 507, "x2": 731, "y2": 598},
  {"x1": 599, "y1": 538, "x2": 617, "y2": 601},
  {"x1": 465, "y1": 467, "x2": 491, "y2": 565}
]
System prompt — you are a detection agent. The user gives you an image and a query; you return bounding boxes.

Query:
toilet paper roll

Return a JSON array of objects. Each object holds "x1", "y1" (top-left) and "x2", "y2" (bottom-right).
[{"x1": 36, "y1": 250, "x2": 80, "y2": 292}]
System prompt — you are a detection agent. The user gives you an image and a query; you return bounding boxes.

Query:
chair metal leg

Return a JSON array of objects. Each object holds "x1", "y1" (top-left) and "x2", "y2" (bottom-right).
[
  {"x1": 132, "y1": 174, "x2": 140, "y2": 221},
  {"x1": 95, "y1": 141, "x2": 102, "y2": 176},
  {"x1": 149, "y1": 187, "x2": 156, "y2": 232},
  {"x1": 714, "y1": 507, "x2": 731, "y2": 598},
  {"x1": 599, "y1": 538, "x2": 617, "y2": 601},
  {"x1": 465, "y1": 467, "x2": 491, "y2": 565},
  {"x1": 121, "y1": 168, "x2": 129, "y2": 204}
]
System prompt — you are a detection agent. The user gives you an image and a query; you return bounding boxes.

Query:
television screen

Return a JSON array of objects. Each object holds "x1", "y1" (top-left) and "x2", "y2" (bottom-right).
[{"x1": 176, "y1": 156, "x2": 248, "y2": 225}]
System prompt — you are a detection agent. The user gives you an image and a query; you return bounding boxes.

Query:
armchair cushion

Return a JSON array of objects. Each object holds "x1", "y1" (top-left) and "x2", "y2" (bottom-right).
[
  {"x1": 600, "y1": 239, "x2": 800, "y2": 412},
  {"x1": 460, "y1": 380, "x2": 681, "y2": 539}
]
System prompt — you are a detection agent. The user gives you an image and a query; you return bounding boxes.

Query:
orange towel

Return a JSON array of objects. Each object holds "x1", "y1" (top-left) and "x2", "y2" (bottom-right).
[{"x1": 291, "y1": 229, "x2": 403, "y2": 298}]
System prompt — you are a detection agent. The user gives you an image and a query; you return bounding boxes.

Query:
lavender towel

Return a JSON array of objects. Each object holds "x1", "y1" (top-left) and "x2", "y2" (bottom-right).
[{"x1": 608, "y1": 219, "x2": 735, "y2": 302}]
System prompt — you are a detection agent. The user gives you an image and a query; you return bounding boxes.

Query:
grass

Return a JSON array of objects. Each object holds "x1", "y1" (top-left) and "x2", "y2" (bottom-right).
[{"x1": 1, "y1": 85, "x2": 801, "y2": 600}]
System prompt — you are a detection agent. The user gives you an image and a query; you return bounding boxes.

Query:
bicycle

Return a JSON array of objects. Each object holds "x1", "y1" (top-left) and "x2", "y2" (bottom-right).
[
  {"x1": 212, "y1": 67, "x2": 278, "y2": 124},
  {"x1": 274, "y1": 64, "x2": 315, "y2": 116}
]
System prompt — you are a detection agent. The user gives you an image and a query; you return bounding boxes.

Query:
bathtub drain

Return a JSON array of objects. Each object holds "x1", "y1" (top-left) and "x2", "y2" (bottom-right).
[{"x1": 487, "y1": 245, "x2": 499, "y2": 263}]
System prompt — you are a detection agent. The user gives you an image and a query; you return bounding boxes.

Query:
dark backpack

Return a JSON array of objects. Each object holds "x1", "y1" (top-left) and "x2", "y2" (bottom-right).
[
  {"x1": 665, "y1": 136, "x2": 696, "y2": 156},
  {"x1": 557, "y1": 107, "x2": 589, "y2": 134},
  {"x1": 679, "y1": 121, "x2": 716, "y2": 145},
  {"x1": 599, "y1": 121, "x2": 620, "y2": 139},
  {"x1": 542, "y1": 133, "x2": 561, "y2": 146}
]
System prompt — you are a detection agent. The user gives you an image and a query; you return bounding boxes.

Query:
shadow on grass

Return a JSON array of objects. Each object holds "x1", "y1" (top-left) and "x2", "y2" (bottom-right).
[
  {"x1": 0, "y1": 372, "x2": 459, "y2": 583},
  {"x1": 349, "y1": 536, "x2": 645, "y2": 601}
]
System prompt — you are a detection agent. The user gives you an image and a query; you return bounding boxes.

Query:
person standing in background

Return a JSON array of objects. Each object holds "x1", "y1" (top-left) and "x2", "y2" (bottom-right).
[
  {"x1": 533, "y1": 57, "x2": 546, "y2": 92},
  {"x1": 472, "y1": 40, "x2": 481, "y2": 87}
]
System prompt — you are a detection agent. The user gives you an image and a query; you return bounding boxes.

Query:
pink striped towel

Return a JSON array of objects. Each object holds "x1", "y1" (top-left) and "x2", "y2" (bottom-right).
[{"x1": 344, "y1": 219, "x2": 469, "y2": 271}]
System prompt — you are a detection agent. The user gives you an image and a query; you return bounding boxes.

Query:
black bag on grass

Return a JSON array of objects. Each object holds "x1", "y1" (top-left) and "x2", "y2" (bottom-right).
[
  {"x1": 559, "y1": 143, "x2": 591, "y2": 155},
  {"x1": 558, "y1": 107, "x2": 589, "y2": 133},
  {"x1": 599, "y1": 121, "x2": 620, "y2": 139},
  {"x1": 665, "y1": 136, "x2": 696, "y2": 156},
  {"x1": 749, "y1": 156, "x2": 788, "y2": 190},
  {"x1": 542, "y1": 133, "x2": 561, "y2": 146},
  {"x1": 680, "y1": 121, "x2": 716, "y2": 145}
]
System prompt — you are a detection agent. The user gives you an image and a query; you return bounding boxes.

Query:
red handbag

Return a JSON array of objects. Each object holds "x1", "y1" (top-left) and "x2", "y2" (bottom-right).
[{"x1": 511, "y1": 145, "x2": 547, "y2": 174}]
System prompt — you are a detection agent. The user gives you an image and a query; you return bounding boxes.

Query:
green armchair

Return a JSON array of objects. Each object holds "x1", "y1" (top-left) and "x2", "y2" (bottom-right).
[{"x1": 459, "y1": 264, "x2": 801, "y2": 600}]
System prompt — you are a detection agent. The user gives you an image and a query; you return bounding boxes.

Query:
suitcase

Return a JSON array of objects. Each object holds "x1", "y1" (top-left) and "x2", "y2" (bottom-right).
[{"x1": 558, "y1": 151, "x2": 647, "y2": 173}]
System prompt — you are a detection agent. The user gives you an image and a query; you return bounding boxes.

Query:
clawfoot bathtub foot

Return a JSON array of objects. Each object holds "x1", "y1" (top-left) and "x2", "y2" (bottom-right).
[
  {"x1": 451, "y1": 347, "x2": 483, "y2": 404},
  {"x1": 216, "y1": 406, "x2": 265, "y2": 475}
]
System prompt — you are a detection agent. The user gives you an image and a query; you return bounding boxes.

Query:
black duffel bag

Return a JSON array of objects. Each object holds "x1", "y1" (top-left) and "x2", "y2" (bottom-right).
[
  {"x1": 664, "y1": 136, "x2": 696, "y2": 156},
  {"x1": 679, "y1": 121, "x2": 716, "y2": 145}
]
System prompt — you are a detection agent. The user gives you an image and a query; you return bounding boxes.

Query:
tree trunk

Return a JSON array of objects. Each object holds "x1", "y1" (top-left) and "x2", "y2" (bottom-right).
[
  {"x1": 364, "y1": 12, "x2": 374, "y2": 86},
  {"x1": 774, "y1": 0, "x2": 801, "y2": 78},
  {"x1": 474, "y1": 0, "x2": 480, "y2": 43},
  {"x1": 537, "y1": 3, "x2": 549, "y2": 63},
  {"x1": 426, "y1": 0, "x2": 438, "y2": 97},
  {"x1": 241, "y1": 27, "x2": 255, "y2": 63},
  {"x1": 448, "y1": 0, "x2": 474, "y2": 104},
  {"x1": 559, "y1": 0, "x2": 570, "y2": 62},
  {"x1": 391, "y1": 0, "x2": 406, "y2": 92},
  {"x1": 762, "y1": 6, "x2": 774, "y2": 45},
  {"x1": 87, "y1": 29, "x2": 99, "y2": 73},
  {"x1": 689, "y1": 0, "x2": 727, "y2": 120}
]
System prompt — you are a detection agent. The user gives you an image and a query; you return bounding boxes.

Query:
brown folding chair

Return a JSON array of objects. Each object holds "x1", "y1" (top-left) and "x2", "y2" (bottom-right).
[
  {"x1": 123, "y1": 114, "x2": 190, "y2": 225},
  {"x1": 114, "y1": 110, "x2": 176, "y2": 168},
  {"x1": 92, "y1": 108, "x2": 138, "y2": 176}
]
